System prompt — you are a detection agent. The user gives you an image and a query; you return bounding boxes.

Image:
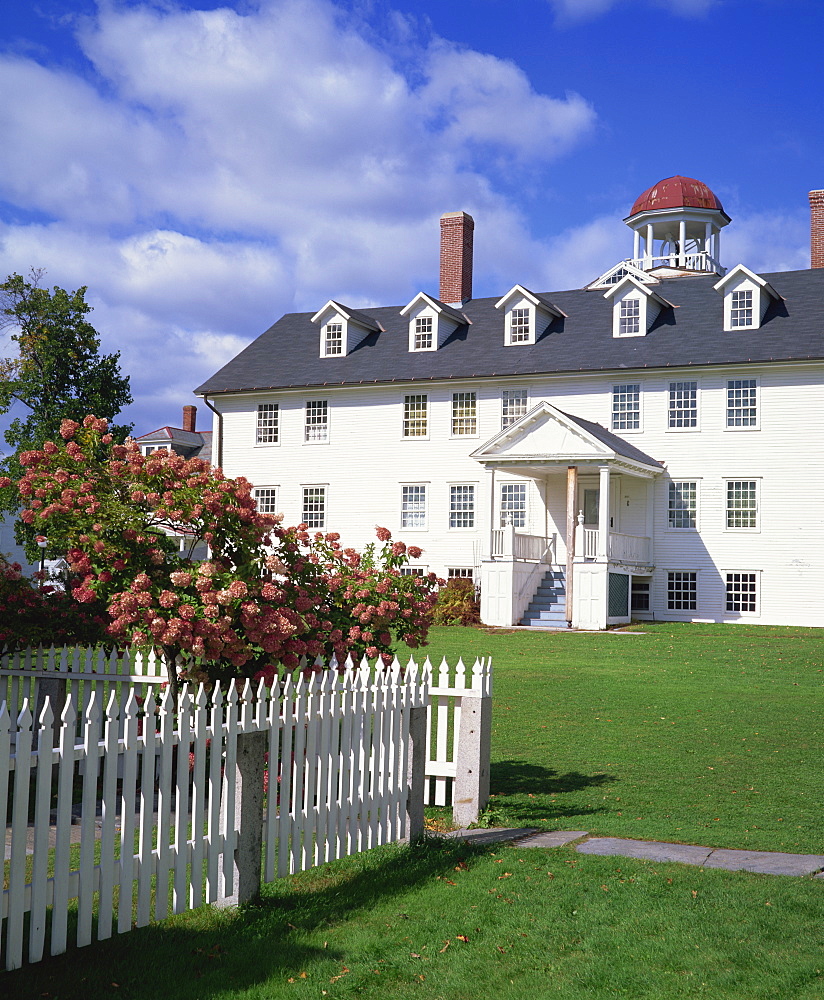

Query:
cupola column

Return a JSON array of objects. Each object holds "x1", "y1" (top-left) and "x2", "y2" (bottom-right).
[
  {"x1": 633, "y1": 229, "x2": 640, "y2": 261},
  {"x1": 645, "y1": 223, "x2": 654, "y2": 267},
  {"x1": 678, "y1": 220, "x2": 687, "y2": 266}
]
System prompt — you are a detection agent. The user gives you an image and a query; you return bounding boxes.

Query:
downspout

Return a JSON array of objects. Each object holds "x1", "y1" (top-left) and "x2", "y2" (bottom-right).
[{"x1": 201, "y1": 395, "x2": 223, "y2": 470}]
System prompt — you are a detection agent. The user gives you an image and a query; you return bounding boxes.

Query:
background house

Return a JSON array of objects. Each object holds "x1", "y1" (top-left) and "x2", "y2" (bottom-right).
[{"x1": 195, "y1": 179, "x2": 824, "y2": 630}]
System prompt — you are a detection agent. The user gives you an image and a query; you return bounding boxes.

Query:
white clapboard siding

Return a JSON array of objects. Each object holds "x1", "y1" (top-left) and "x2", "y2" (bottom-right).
[{"x1": 2, "y1": 653, "x2": 460, "y2": 972}]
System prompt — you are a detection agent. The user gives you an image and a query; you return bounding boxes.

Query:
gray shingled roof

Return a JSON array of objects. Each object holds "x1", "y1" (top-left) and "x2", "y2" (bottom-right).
[
  {"x1": 195, "y1": 268, "x2": 824, "y2": 396},
  {"x1": 557, "y1": 410, "x2": 663, "y2": 469}
]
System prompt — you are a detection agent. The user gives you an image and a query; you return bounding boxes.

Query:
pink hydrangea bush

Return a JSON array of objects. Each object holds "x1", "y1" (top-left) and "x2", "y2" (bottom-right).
[{"x1": 12, "y1": 416, "x2": 441, "y2": 687}]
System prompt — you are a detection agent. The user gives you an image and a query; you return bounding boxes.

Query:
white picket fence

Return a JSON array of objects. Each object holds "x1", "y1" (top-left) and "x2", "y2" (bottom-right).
[{"x1": 0, "y1": 647, "x2": 492, "y2": 972}]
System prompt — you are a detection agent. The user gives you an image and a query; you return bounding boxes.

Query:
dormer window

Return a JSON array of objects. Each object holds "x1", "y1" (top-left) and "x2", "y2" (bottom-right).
[
  {"x1": 311, "y1": 300, "x2": 382, "y2": 358},
  {"x1": 324, "y1": 322, "x2": 343, "y2": 356},
  {"x1": 401, "y1": 292, "x2": 466, "y2": 352},
  {"x1": 714, "y1": 265, "x2": 781, "y2": 332},
  {"x1": 414, "y1": 316, "x2": 433, "y2": 350},
  {"x1": 509, "y1": 308, "x2": 530, "y2": 343},
  {"x1": 619, "y1": 298, "x2": 641, "y2": 336},
  {"x1": 730, "y1": 289, "x2": 753, "y2": 328},
  {"x1": 603, "y1": 275, "x2": 674, "y2": 338},
  {"x1": 495, "y1": 285, "x2": 566, "y2": 347}
]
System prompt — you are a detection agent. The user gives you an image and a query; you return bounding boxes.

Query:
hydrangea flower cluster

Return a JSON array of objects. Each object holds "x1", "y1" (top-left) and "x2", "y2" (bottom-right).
[{"x1": 11, "y1": 415, "x2": 441, "y2": 686}]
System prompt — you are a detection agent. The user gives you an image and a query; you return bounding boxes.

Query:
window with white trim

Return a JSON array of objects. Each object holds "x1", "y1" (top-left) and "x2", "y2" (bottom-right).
[
  {"x1": 500, "y1": 482, "x2": 527, "y2": 527},
  {"x1": 730, "y1": 290, "x2": 753, "y2": 328},
  {"x1": 323, "y1": 322, "x2": 343, "y2": 356},
  {"x1": 449, "y1": 485, "x2": 475, "y2": 528},
  {"x1": 447, "y1": 567, "x2": 474, "y2": 581},
  {"x1": 414, "y1": 316, "x2": 433, "y2": 350},
  {"x1": 302, "y1": 486, "x2": 326, "y2": 528},
  {"x1": 726, "y1": 480, "x2": 758, "y2": 529},
  {"x1": 451, "y1": 392, "x2": 477, "y2": 436},
  {"x1": 726, "y1": 379, "x2": 757, "y2": 428},
  {"x1": 509, "y1": 308, "x2": 530, "y2": 344},
  {"x1": 725, "y1": 572, "x2": 758, "y2": 613},
  {"x1": 254, "y1": 487, "x2": 279, "y2": 514},
  {"x1": 668, "y1": 481, "x2": 697, "y2": 529},
  {"x1": 256, "y1": 403, "x2": 279, "y2": 444},
  {"x1": 612, "y1": 384, "x2": 640, "y2": 431},
  {"x1": 401, "y1": 485, "x2": 427, "y2": 529},
  {"x1": 501, "y1": 389, "x2": 528, "y2": 428},
  {"x1": 619, "y1": 297, "x2": 641, "y2": 336},
  {"x1": 668, "y1": 381, "x2": 698, "y2": 429},
  {"x1": 304, "y1": 400, "x2": 329, "y2": 442},
  {"x1": 667, "y1": 571, "x2": 697, "y2": 611},
  {"x1": 401, "y1": 567, "x2": 425, "y2": 577},
  {"x1": 631, "y1": 579, "x2": 650, "y2": 612},
  {"x1": 403, "y1": 394, "x2": 428, "y2": 438}
]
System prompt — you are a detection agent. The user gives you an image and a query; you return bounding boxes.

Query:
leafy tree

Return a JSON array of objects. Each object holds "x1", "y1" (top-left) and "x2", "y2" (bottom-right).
[
  {"x1": 7, "y1": 415, "x2": 440, "y2": 694},
  {"x1": 0, "y1": 271, "x2": 133, "y2": 551}
]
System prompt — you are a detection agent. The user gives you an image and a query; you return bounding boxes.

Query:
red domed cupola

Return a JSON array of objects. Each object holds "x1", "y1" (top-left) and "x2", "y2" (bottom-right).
[
  {"x1": 629, "y1": 175, "x2": 727, "y2": 218},
  {"x1": 623, "y1": 175, "x2": 731, "y2": 277}
]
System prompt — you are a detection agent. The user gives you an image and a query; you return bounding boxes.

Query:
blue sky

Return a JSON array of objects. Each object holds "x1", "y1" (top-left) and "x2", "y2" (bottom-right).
[{"x1": 0, "y1": 0, "x2": 821, "y2": 441}]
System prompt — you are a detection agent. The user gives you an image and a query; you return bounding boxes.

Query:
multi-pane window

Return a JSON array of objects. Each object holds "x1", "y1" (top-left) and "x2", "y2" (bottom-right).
[
  {"x1": 727, "y1": 379, "x2": 757, "y2": 427},
  {"x1": 726, "y1": 480, "x2": 758, "y2": 529},
  {"x1": 253, "y1": 487, "x2": 279, "y2": 514},
  {"x1": 414, "y1": 316, "x2": 433, "y2": 350},
  {"x1": 449, "y1": 485, "x2": 475, "y2": 528},
  {"x1": 324, "y1": 322, "x2": 343, "y2": 355},
  {"x1": 401, "y1": 485, "x2": 427, "y2": 529},
  {"x1": 302, "y1": 487, "x2": 326, "y2": 528},
  {"x1": 726, "y1": 572, "x2": 757, "y2": 613},
  {"x1": 619, "y1": 297, "x2": 641, "y2": 335},
  {"x1": 631, "y1": 580, "x2": 650, "y2": 612},
  {"x1": 501, "y1": 389, "x2": 528, "y2": 428},
  {"x1": 403, "y1": 394, "x2": 428, "y2": 437},
  {"x1": 668, "y1": 381, "x2": 698, "y2": 428},
  {"x1": 305, "y1": 400, "x2": 329, "y2": 442},
  {"x1": 451, "y1": 392, "x2": 477, "y2": 435},
  {"x1": 400, "y1": 567, "x2": 425, "y2": 577},
  {"x1": 668, "y1": 482, "x2": 697, "y2": 529},
  {"x1": 667, "y1": 571, "x2": 697, "y2": 611},
  {"x1": 256, "y1": 403, "x2": 279, "y2": 444},
  {"x1": 730, "y1": 290, "x2": 753, "y2": 327},
  {"x1": 500, "y1": 482, "x2": 527, "y2": 527},
  {"x1": 612, "y1": 384, "x2": 640, "y2": 431},
  {"x1": 448, "y1": 568, "x2": 474, "y2": 581},
  {"x1": 509, "y1": 308, "x2": 530, "y2": 344}
]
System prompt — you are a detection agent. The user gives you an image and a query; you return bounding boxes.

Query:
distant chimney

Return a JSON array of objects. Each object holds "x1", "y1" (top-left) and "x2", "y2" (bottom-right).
[
  {"x1": 439, "y1": 211, "x2": 474, "y2": 304},
  {"x1": 182, "y1": 405, "x2": 197, "y2": 433},
  {"x1": 810, "y1": 190, "x2": 824, "y2": 268}
]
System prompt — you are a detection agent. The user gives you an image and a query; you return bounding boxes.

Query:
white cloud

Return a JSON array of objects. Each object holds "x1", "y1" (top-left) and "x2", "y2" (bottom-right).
[
  {"x1": 722, "y1": 211, "x2": 810, "y2": 275},
  {"x1": 0, "y1": 0, "x2": 599, "y2": 435}
]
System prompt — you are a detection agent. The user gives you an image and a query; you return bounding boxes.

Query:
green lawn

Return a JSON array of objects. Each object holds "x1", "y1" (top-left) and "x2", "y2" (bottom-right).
[
  {"x1": 6, "y1": 622, "x2": 824, "y2": 999},
  {"x1": 413, "y1": 622, "x2": 823, "y2": 853}
]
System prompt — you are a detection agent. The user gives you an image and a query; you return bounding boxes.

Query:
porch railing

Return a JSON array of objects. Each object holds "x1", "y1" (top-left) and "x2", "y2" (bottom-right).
[
  {"x1": 490, "y1": 527, "x2": 556, "y2": 563},
  {"x1": 576, "y1": 528, "x2": 650, "y2": 565},
  {"x1": 627, "y1": 250, "x2": 723, "y2": 274}
]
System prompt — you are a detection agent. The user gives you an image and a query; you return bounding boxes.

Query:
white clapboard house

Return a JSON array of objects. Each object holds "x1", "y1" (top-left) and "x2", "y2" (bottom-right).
[{"x1": 196, "y1": 178, "x2": 824, "y2": 630}]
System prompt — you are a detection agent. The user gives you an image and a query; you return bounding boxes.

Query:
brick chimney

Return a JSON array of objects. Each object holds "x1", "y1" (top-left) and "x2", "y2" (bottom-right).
[
  {"x1": 439, "y1": 211, "x2": 474, "y2": 304},
  {"x1": 182, "y1": 405, "x2": 197, "y2": 433},
  {"x1": 810, "y1": 190, "x2": 824, "y2": 268}
]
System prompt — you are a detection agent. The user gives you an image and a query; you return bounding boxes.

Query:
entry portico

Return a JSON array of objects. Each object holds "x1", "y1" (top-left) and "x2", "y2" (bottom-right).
[{"x1": 471, "y1": 401, "x2": 663, "y2": 630}]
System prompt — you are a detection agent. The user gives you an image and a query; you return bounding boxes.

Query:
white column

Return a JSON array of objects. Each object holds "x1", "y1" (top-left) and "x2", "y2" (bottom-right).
[
  {"x1": 598, "y1": 466, "x2": 610, "y2": 560},
  {"x1": 645, "y1": 224, "x2": 654, "y2": 268},
  {"x1": 678, "y1": 220, "x2": 687, "y2": 267},
  {"x1": 633, "y1": 228, "x2": 640, "y2": 261},
  {"x1": 714, "y1": 229, "x2": 721, "y2": 267},
  {"x1": 704, "y1": 221, "x2": 712, "y2": 261}
]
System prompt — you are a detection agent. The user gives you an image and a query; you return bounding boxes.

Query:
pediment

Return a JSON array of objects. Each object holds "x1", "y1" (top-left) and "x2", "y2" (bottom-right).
[
  {"x1": 470, "y1": 401, "x2": 663, "y2": 477},
  {"x1": 472, "y1": 402, "x2": 611, "y2": 461}
]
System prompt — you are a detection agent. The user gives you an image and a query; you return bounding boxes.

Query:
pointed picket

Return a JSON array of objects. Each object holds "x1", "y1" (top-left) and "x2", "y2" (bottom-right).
[
  {"x1": 153, "y1": 687, "x2": 176, "y2": 921},
  {"x1": 190, "y1": 685, "x2": 209, "y2": 908},
  {"x1": 205, "y1": 685, "x2": 225, "y2": 903},
  {"x1": 26, "y1": 699, "x2": 54, "y2": 964},
  {"x1": 136, "y1": 686, "x2": 157, "y2": 928},
  {"x1": 220, "y1": 684, "x2": 240, "y2": 900},
  {"x1": 118, "y1": 689, "x2": 140, "y2": 933},
  {"x1": 0, "y1": 704, "x2": 10, "y2": 969},
  {"x1": 77, "y1": 692, "x2": 102, "y2": 948},
  {"x1": 97, "y1": 692, "x2": 121, "y2": 940},
  {"x1": 173, "y1": 689, "x2": 193, "y2": 914}
]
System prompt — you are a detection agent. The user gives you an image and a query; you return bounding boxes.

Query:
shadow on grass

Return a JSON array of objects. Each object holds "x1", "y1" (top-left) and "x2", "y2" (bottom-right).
[
  {"x1": 4, "y1": 838, "x2": 489, "y2": 1000},
  {"x1": 492, "y1": 760, "x2": 617, "y2": 795}
]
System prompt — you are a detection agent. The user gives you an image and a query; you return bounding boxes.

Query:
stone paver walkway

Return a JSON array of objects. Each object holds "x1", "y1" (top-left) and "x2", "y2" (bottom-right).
[{"x1": 444, "y1": 828, "x2": 824, "y2": 877}]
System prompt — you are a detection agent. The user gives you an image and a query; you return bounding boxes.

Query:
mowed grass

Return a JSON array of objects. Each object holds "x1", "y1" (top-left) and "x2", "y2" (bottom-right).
[
  {"x1": 6, "y1": 622, "x2": 824, "y2": 999},
  {"x1": 413, "y1": 622, "x2": 824, "y2": 853}
]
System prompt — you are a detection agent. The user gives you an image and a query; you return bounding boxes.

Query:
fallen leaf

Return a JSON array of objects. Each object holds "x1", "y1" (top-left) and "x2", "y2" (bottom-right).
[
  {"x1": 411, "y1": 953, "x2": 422, "y2": 959},
  {"x1": 497, "y1": 946, "x2": 506, "y2": 954},
  {"x1": 457, "y1": 934, "x2": 470, "y2": 943},
  {"x1": 691, "y1": 890, "x2": 698, "y2": 898},
  {"x1": 439, "y1": 941, "x2": 450, "y2": 953},
  {"x1": 299, "y1": 972, "x2": 307, "y2": 979},
  {"x1": 497, "y1": 873, "x2": 512, "y2": 879}
]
